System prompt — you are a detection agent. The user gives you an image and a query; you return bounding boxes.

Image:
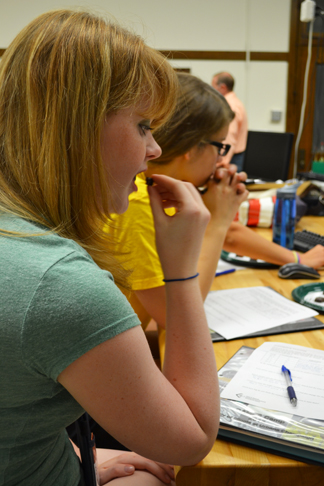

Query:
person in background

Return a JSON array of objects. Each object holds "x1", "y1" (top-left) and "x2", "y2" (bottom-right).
[
  {"x1": 211, "y1": 71, "x2": 248, "y2": 171},
  {"x1": 0, "y1": 10, "x2": 245, "y2": 486},
  {"x1": 108, "y1": 73, "x2": 324, "y2": 331}
]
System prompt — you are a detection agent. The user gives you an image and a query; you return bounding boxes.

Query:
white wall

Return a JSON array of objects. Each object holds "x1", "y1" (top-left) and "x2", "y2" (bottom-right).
[
  {"x1": 168, "y1": 59, "x2": 289, "y2": 132},
  {"x1": 1, "y1": 0, "x2": 292, "y2": 132}
]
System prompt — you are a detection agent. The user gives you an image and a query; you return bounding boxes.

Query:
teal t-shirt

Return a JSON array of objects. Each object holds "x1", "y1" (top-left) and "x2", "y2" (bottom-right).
[{"x1": 0, "y1": 214, "x2": 140, "y2": 486}]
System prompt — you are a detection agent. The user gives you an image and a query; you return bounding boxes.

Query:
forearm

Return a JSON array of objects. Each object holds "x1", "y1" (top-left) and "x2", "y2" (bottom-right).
[
  {"x1": 198, "y1": 168, "x2": 248, "y2": 298},
  {"x1": 162, "y1": 278, "x2": 219, "y2": 455},
  {"x1": 135, "y1": 287, "x2": 167, "y2": 329},
  {"x1": 223, "y1": 222, "x2": 295, "y2": 265},
  {"x1": 135, "y1": 222, "x2": 229, "y2": 329},
  {"x1": 198, "y1": 221, "x2": 228, "y2": 299}
]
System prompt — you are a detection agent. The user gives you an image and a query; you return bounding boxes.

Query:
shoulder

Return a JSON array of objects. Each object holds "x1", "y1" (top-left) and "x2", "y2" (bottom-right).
[{"x1": 0, "y1": 214, "x2": 91, "y2": 280}]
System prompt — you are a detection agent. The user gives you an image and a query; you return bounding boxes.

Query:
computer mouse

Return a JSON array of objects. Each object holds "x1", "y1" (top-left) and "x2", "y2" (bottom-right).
[{"x1": 278, "y1": 263, "x2": 321, "y2": 279}]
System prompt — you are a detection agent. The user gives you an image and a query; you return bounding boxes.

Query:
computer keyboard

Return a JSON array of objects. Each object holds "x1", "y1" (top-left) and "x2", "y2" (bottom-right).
[
  {"x1": 297, "y1": 171, "x2": 324, "y2": 183},
  {"x1": 293, "y1": 230, "x2": 324, "y2": 252}
]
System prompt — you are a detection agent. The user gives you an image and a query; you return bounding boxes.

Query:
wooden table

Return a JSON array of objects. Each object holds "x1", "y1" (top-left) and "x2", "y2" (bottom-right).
[{"x1": 158, "y1": 216, "x2": 324, "y2": 486}]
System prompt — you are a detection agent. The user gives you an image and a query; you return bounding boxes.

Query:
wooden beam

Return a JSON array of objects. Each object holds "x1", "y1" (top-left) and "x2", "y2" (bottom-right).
[
  {"x1": 159, "y1": 50, "x2": 246, "y2": 60},
  {"x1": 0, "y1": 47, "x2": 290, "y2": 62},
  {"x1": 158, "y1": 51, "x2": 289, "y2": 62},
  {"x1": 249, "y1": 52, "x2": 289, "y2": 61}
]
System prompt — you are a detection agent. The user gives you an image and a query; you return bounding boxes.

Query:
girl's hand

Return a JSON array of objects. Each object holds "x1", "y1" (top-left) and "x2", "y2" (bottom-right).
[
  {"x1": 299, "y1": 245, "x2": 324, "y2": 269},
  {"x1": 214, "y1": 163, "x2": 247, "y2": 189},
  {"x1": 201, "y1": 165, "x2": 248, "y2": 229},
  {"x1": 98, "y1": 451, "x2": 175, "y2": 485},
  {"x1": 215, "y1": 159, "x2": 247, "y2": 186},
  {"x1": 148, "y1": 174, "x2": 210, "y2": 280}
]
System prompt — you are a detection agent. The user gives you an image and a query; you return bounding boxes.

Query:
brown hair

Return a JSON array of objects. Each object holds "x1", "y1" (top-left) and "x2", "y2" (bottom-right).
[
  {"x1": 0, "y1": 9, "x2": 178, "y2": 284},
  {"x1": 152, "y1": 72, "x2": 234, "y2": 165}
]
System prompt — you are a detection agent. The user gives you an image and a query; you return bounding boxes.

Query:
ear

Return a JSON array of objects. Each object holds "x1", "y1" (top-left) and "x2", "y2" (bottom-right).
[
  {"x1": 171, "y1": 150, "x2": 195, "y2": 177},
  {"x1": 184, "y1": 146, "x2": 199, "y2": 161},
  {"x1": 173, "y1": 151, "x2": 193, "y2": 165},
  {"x1": 218, "y1": 83, "x2": 228, "y2": 95},
  {"x1": 172, "y1": 148, "x2": 199, "y2": 172}
]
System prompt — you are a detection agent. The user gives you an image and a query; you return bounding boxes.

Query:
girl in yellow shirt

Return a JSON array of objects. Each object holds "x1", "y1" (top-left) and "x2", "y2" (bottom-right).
[{"x1": 110, "y1": 73, "x2": 324, "y2": 329}]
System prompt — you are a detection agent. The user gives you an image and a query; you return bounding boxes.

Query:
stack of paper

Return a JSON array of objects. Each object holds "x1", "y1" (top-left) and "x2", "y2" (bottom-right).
[
  {"x1": 218, "y1": 344, "x2": 324, "y2": 466},
  {"x1": 204, "y1": 286, "x2": 318, "y2": 340},
  {"x1": 221, "y1": 342, "x2": 324, "y2": 420}
]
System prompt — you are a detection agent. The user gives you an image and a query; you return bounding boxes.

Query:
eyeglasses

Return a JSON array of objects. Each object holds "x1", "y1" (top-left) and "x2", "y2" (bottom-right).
[{"x1": 206, "y1": 141, "x2": 231, "y2": 156}]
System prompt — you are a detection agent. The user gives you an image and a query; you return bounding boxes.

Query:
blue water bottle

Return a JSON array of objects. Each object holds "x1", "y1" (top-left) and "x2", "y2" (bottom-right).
[{"x1": 272, "y1": 186, "x2": 297, "y2": 249}]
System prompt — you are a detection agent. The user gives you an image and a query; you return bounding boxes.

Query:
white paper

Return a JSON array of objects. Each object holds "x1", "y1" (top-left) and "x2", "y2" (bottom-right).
[
  {"x1": 221, "y1": 342, "x2": 324, "y2": 420},
  {"x1": 204, "y1": 286, "x2": 318, "y2": 340}
]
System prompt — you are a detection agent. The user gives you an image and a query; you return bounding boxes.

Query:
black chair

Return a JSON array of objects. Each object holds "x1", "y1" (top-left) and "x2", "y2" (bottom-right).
[{"x1": 243, "y1": 130, "x2": 294, "y2": 182}]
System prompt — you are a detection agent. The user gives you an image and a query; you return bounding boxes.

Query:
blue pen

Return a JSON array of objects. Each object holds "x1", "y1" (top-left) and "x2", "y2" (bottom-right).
[
  {"x1": 281, "y1": 365, "x2": 297, "y2": 406},
  {"x1": 215, "y1": 268, "x2": 236, "y2": 277}
]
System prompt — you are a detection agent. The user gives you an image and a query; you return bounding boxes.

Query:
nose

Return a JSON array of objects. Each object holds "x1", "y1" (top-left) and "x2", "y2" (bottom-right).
[{"x1": 147, "y1": 132, "x2": 162, "y2": 160}]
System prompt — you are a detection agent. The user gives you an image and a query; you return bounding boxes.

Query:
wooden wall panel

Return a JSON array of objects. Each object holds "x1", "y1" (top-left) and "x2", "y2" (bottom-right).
[{"x1": 286, "y1": 0, "x2": 324, "y2": 177}]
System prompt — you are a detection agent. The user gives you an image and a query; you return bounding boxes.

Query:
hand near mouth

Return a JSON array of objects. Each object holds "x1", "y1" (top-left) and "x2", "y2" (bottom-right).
[
  {"x1": 199, "y1": 166, "x2": 249, "y2": 231},
  {"x1": 198, "y1": 164, "x2": 247, "y2": 196},
  {"x1": 147, "y1": 174, "x2": 210, "y2": 280},
  {"x1": 214, "y1": 165, "x2": 247, "y2": 193}
]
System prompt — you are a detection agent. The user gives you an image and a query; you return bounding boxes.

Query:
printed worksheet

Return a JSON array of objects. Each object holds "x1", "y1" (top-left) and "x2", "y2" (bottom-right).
[
  {"x1": 220, "y1": 342, "x2": 324, "y2": 420},
  {"x1": 204, "y1": 286, "x2": 318, "y2": 340}
]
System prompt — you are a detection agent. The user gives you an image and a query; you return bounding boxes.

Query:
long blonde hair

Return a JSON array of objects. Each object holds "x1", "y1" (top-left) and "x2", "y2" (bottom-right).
[{"x1": 0, "y1": 9, "x2": 178, "y2": 284}]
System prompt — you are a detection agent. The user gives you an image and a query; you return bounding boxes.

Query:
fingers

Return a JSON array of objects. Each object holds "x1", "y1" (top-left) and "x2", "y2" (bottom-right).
[
  {"x1": 237, "y1": 171, "x2": 247, "y2": 183},
  {"x1": 149, "y1": 174, "x2": 203, "y2": 203},
  {"x1": 300, "y1": 245, "x2": 324, "y2": 269},
  {"x1": 99, "y1": 455, "x2": 175, "y2": 485},
  {"x1": 133, "y1": 460, "x2": 174, "y2": 484},
  {"x1": 148, "y1": 174, "x2": 208, "y2": 222},
  {"x1": 146, "y1": 174, "x2": 211, "y2": 278},
  {"x1": 213, "y1": 167, "x2": 249, "y2": 197},
  {"x1": 214, "y1": 166, "x2": 235, "y2": 181},
  {"x1": 214, "y1": 165, "x2": 246, "y2": 183},
  {"x1": 236, "y1": 184, "x2": 249, "y2": 200},
  {"x1": 99, "y1": 464, "x2": 135, "y2": 484}
]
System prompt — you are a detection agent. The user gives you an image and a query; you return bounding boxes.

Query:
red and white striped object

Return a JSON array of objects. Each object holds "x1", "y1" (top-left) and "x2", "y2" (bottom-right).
[{"x1": 234, "y1": 196, "x2": 276, "y2": 227}]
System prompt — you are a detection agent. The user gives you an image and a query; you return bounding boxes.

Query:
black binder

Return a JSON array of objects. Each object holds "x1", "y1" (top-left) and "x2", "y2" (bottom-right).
[{"x1": 210, "y1": 315, "x2": 324, "y2": 342}]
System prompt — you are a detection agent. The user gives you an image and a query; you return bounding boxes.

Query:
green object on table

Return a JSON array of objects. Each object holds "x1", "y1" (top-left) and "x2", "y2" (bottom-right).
[
  {"x1": 292, "y1": 282, "x2": 324, "y2": 312},
  {"x1": 311, "y1": 161, "x2": 324, "y2": 174}
]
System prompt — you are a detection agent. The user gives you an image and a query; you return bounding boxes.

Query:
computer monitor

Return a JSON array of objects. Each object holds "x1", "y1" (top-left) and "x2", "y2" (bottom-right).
[{"x1": 243, "y1": 131, "x2": 294, "y2": 182}]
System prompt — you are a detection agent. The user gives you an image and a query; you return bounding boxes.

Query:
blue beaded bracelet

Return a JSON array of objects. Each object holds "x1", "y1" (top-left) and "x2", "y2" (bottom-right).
[{"x1": 163, "y1": 272, "x2": 199, "y2": 283}]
